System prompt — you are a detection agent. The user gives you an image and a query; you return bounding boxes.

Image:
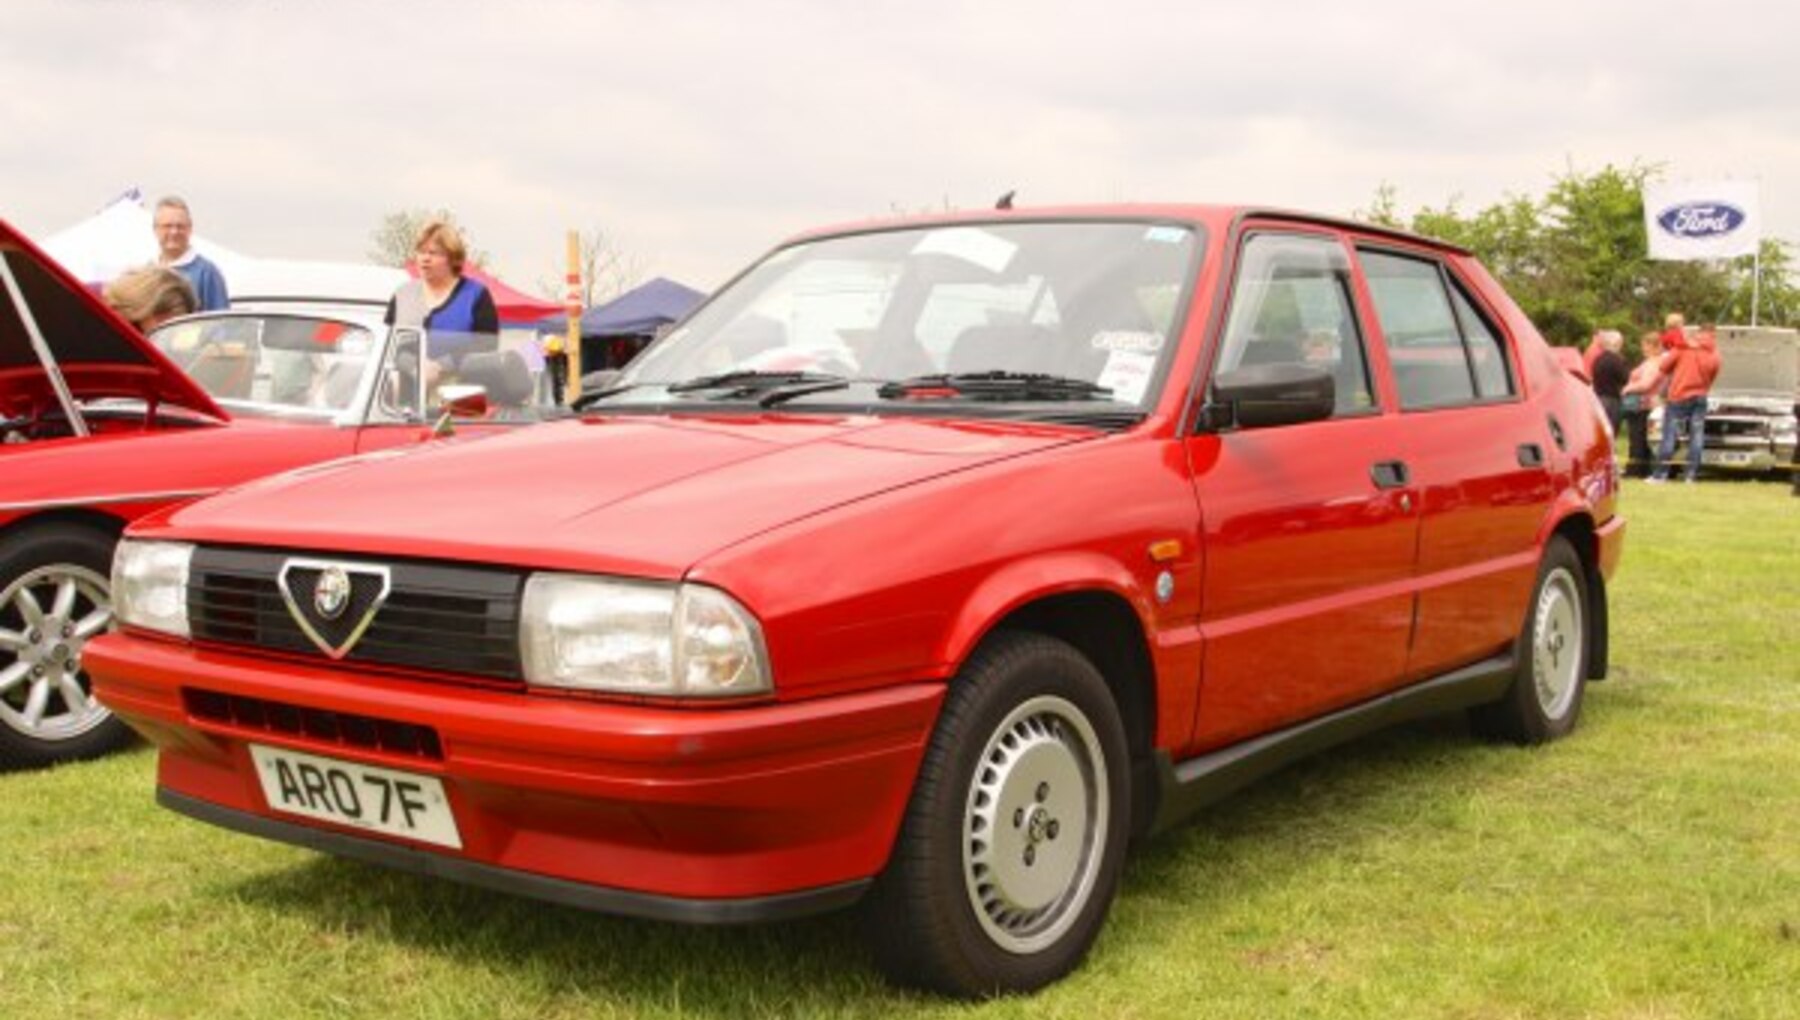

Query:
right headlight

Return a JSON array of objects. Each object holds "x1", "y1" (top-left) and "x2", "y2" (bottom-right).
[
  {"x1": 111, "y1": 539, "x2": 194, "y2": 638},
  {"x1": 519, "y1": 574, "x2": 770, "y2": 698}
]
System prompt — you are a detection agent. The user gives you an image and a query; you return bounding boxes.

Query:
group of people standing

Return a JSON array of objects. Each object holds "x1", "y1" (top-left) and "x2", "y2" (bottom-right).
[
  {"x1": 100, "y1": 198, "x2": 500, "y2": 341},
  {"x1": 1585, "y1": 312, "x2": 1721, "y2": 483}
]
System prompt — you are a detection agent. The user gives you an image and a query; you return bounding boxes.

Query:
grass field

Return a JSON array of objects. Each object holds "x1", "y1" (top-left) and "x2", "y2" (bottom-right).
[{"x1": 5, "y1": 479, "x2": 1797, "y2": 1019}]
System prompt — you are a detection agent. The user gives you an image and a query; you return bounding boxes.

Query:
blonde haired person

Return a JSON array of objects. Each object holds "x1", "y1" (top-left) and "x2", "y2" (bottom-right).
[
  {"x1": 383, "y1": 220, "x2": 498, "y2": 334},
  {"x1": 103, "y1": 266, "x2": 197, "y2": 332}
]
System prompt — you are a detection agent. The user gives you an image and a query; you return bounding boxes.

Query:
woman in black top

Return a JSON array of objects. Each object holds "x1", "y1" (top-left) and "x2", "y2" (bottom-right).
[{"x1": 1590, "y1": 330, "x2": 1629, "y2": 435}]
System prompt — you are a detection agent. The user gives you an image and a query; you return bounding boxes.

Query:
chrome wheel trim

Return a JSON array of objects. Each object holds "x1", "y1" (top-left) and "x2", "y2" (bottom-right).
[
  {"x1": 0, "y1": 563, "x2": 114, "y2": 742},
  {"x1": 962, "y1": 694, "x2": 1108, "y2": 955},
  {"x1": 1531, "y1": 566, "x2": 1584, "y2": 721}
]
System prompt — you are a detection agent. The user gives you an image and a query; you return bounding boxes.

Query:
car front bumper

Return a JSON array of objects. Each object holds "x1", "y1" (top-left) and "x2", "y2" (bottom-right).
[{"x1": 85, "y1": 632, "x2": 945, "y2": 921}]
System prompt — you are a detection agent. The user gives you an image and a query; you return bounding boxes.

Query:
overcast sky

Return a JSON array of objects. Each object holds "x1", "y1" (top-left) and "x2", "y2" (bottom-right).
[{"x1": 5, "y1": 0, "x2": 1797, "y2": 296}]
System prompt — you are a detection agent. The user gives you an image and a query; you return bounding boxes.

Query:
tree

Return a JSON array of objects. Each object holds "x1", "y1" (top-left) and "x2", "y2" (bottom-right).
[
  {"x1": 535, "y1": 225, "x2": 644, "y2": 309},
  {"x1": 367, "y1": 208, "x2": 488, "y2": 269},
  {"x1": 1363, "y1": 163, "x2": 1798, "y2": 345}
]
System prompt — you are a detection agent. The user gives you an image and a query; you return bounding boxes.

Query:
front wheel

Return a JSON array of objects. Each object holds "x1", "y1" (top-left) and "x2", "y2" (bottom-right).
[
  {"x1": 1471, "y1": 535, "x2": 1590, "y2": 745},
  {"x1": 862, "y1": 631, "x2": 1130, "y2": 997},
  {"x1": 0, "y1": 522, "x2": 132, "y2": 770}
]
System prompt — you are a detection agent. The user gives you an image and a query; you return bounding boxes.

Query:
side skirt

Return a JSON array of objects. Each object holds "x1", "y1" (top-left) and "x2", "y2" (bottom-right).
[{"x1": 1150, "y1": 653, "x2": 1515, "y2": 834}]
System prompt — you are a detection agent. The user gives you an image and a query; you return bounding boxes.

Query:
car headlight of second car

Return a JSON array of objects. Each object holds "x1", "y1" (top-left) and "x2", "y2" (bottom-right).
[
  {"x1": 520, "y1": 574, "x2": 770, "y2": 697},
  {"x1": 112, "y1": 539, "x2": 194, "y2": 638}
]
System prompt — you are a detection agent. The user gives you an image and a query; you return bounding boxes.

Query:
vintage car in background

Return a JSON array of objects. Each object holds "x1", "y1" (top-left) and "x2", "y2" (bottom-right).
[
  {"x1": 87, "y1": 206, "x2": 1623, "y2": 996},
  {"x1": 0, "y1": 219, "x2": 559, "y2": 769},
  {"x1": 1649, "y1": 325, "x2": 1798, "y2": 474}
]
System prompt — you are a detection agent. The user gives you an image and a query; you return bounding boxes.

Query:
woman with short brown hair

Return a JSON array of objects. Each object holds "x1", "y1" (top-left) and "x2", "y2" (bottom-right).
[{"x1": 384, "y1": 220, "x2": 498, "y2": 334}]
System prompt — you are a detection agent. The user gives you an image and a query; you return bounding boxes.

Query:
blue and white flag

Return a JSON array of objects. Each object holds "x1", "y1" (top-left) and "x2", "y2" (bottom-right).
[{"x1": 1643, "y1": 179, "x2": 1761, "y2": 260}]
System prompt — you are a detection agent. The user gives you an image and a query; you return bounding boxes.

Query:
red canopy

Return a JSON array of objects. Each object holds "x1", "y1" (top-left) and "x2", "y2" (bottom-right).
[{"x1": 406, "y1": 263, "x2": 561, "y2": 325}]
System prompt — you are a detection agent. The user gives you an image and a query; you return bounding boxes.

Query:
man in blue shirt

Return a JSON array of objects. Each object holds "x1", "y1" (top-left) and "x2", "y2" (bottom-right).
[{"x1": 152, "y1": 196, "x2": 229, "y2": 311}]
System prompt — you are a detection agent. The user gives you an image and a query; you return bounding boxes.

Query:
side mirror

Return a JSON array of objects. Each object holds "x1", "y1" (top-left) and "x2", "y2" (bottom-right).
[{"x1": 1204, "y1": 362, "x2": 1335, "y2": 430}]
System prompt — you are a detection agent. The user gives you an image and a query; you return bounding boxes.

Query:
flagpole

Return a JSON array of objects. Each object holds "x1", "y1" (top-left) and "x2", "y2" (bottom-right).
[{"x1": 1751, "y1": 246, "x2": 1761, "y2": 326}]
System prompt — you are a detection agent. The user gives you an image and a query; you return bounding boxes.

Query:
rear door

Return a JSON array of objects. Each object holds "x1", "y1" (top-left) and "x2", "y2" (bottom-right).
[
  {"x1": 1354, "y1": 246, "x2": 1551, "y2": 680},
  {"x1": 1183, "y1": 228, "x2": 1419, "y2": 751}
]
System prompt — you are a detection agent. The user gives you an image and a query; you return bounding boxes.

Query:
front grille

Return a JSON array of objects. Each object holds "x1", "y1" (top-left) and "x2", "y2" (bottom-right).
[
  {"x1": 1706, "y1": 418, "x2": 1770, "y2": 439},
  {"x1": 185, "y1": 688, "x2": 443, "y2": 760},
  {"x1": 188, "y1": 547, "x2": 524, "y2": 682}
]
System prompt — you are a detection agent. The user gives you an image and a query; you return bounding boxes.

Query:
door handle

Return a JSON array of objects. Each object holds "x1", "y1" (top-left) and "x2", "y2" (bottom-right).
[
  {"x1": 1369, "y1": 460, "x2": 1410, "y2": 489},
  {"x1": 1517, "y1": 443, "x2": 1545, "y2": 468}
]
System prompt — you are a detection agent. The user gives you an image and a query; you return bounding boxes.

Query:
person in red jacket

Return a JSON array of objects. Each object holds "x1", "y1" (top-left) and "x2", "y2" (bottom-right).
[{"x1": 1648, "y1": 320, "x2": 1723, "y2": 483}]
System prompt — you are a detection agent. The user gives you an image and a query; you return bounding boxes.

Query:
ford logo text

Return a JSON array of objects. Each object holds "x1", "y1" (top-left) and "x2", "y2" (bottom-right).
[{"x1": 1656, "y1": 202, "x2": 1747, "y2": 239}]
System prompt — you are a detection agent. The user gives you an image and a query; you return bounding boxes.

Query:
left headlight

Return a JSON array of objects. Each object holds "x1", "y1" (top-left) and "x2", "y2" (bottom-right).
[
  {"x1": 519, "y1": 574, "x2": 770, "y2": 697},
  {"x1": 112, "y1": 540, "x2": 194, "y2": 638}
]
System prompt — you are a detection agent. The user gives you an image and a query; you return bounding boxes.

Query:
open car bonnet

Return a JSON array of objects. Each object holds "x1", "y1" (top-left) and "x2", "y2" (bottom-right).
[{"x1": 0, "y1": 218, "x2": 224, "y2": 420}]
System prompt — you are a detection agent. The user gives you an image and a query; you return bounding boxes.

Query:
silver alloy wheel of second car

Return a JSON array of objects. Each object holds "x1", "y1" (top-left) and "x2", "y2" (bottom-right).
[
  {"x1": 1530, "y1": 565, "x2": 1584, "y2": 722},
  {"x1": 962, "y1": 694, "x2": 1109, "y2": 956},
  {"x1": 0, "y1": 563, "x2": 114, "y2": 743}
]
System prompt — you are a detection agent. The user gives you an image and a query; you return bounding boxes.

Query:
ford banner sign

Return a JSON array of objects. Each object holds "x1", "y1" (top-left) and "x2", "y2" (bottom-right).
[{"x1": 1644, "y1": 180, "x2": 1761, "y2": 260}]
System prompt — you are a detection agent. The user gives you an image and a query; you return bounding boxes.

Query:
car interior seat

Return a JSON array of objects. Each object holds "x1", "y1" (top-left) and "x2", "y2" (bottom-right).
[
  {"x1": 1236, "y1": 337, "x2": 1304, "y2": 368},
  {"x1": 187, "y1": 343, "x2": 254, "y2": 399},
  {"x1": 458, "y1": 350, "x2": 536, "y2": 418},
  {"x1": 946, "y1": 323, "x2": 1057, "y2": 375}
]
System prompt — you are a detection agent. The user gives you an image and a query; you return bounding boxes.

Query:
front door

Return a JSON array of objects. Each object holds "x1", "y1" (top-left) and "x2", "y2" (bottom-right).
[{"x1": 1183, "y1": 230, "x2": 1418, "y2": 752}]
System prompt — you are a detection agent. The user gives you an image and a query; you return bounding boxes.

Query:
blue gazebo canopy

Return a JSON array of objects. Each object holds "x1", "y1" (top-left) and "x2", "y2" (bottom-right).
[{"x1": 539, "y1": 277, "x2": 705, "y2": 338}]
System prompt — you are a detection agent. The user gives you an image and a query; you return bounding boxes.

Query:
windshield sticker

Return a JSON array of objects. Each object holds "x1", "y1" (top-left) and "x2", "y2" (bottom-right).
[
  {"x1": 1144, "y1": 226, "x2": 1188, "y2": 244},
  {"x1": 1096, "y1": 350, "x2": 1156, "y2": 404},
  {"x1": 1091, "y1": 330, "x2": 1163, "y2": 355},
  {"x1": 911, "y1": 228, "x2": 1018, "y2": 274}
]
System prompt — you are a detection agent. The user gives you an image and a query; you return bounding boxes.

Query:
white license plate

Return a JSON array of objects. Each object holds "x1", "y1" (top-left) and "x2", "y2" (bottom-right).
[
  {"x1": 249, "y1": 744, "x2": 462, "y2": 849},
  {"x1": 1703, "y1": 450, "x2": 1753, "y2": 466}
]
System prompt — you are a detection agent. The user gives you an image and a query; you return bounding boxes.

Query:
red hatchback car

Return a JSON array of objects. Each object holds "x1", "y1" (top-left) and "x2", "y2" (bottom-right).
[{"x1": 87, "y1": 206, "x2": 1624, "y2": 996}]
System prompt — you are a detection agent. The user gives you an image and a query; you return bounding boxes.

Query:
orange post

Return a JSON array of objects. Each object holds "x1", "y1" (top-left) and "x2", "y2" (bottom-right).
[{"x1": 564, "y1": 230, "x2": 582, "y2": 403}]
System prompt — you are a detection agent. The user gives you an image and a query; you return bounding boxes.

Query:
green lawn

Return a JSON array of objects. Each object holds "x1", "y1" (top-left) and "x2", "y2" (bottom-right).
[{"x1": 6, "y1": 479, "x2": 1797, "y2": 1019}]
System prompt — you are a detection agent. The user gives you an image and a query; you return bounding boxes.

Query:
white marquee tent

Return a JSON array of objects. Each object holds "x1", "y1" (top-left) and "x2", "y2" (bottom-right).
[{"x1": 40, "y1": 193, "x2": 403, "y2": 306}]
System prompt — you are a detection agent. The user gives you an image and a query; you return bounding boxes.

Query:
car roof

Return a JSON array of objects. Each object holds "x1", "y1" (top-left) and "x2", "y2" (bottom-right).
[{"x1": 778, "y1": 203, "x2": 1472, "y2": 257}]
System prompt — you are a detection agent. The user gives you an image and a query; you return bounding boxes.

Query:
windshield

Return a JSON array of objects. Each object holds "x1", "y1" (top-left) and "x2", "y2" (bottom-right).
[
  {"x1": 373, "y1": 328, "x2": 564, "y2": 423},
  {"x1": 151, "y1": 315, "x2": 564, "y2": 424},
  {"x1": 613, "y1": 220, "x2": 1200, "y2": 412},
  {"x1": 151, "y1": 314, "x2": 377, "y2": 417}
]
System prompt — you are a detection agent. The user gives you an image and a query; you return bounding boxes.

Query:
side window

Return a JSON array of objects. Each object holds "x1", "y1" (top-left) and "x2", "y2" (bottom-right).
[
  {"x1": 1217, "y1": 233, "x2": 1375, "y2": 416},
  {"x1": 1360, "y1": 250, "x2": 1514, "y2": 409},
  {"x1": 1450, "y1": 284, "x2": 1515, "y2": 398}
]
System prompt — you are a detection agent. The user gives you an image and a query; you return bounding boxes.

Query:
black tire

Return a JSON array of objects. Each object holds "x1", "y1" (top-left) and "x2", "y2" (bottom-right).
[
  {"x1": 0, "y1": 521, "x2": 133, "y2": 770},
  {"x1": 861, "y1": 631, "x2": 1130, "y2": 997},
  {"x1": 1471, "y1": 536, "x2": 1590, "y2": 745}
]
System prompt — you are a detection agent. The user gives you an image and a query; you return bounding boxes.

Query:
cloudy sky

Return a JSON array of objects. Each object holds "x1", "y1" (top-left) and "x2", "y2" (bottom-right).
[{"x1": 4, "y1": 0, "x2": 1796, "y2": 295}]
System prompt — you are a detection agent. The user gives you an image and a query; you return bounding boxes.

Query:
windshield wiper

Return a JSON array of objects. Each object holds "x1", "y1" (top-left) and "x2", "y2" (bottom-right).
[
  {"x1": 754, "y1": 379, "x2": 853, "y2": 407},
  {"x1": 665, "y1": 369, "x2": 851, "y2": 404},
  {"x1": 877, "y1": 371, "x2": 1114, "y2": 402},
  {"x1": 571, "y1": 382, "x2": 640, "y2": 409}
]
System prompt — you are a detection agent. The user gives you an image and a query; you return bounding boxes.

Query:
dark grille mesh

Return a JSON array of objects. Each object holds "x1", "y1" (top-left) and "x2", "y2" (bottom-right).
[
  {"x1": 184, "y1": 689, "x2": 443, "y2": 760},
  {"x1": 188, "y1": 547, "x2": 525, "y2": 682}
]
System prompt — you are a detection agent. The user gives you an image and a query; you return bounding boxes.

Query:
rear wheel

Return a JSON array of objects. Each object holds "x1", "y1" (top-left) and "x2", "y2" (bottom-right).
[
  {"x1": 862, "y1": 631, "x2": 1129, "y2": 997},
  {"x1": 0, "y1": 523, "x2": 132, "y2": 769},
  {"x1": 1472, "y1": 536, "x2": 1589, "y2": 744}
]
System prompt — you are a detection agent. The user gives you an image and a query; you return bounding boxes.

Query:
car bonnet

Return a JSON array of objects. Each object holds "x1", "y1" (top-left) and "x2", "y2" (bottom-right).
[
  {"x1": 142, "y1": 413, "x2": 1101, "y2": 577},
  {"x1": 0, "y1": 218, "x2": 224, "y2": 420}
]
